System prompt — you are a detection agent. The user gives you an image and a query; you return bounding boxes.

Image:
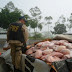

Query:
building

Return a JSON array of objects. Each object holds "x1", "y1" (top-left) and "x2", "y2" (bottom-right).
[{"x1": 0, "y1": 27, "x2": 7, "y2": 48}]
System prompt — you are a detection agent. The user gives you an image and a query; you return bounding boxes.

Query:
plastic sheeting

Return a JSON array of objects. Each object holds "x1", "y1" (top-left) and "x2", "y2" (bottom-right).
[
  {"x1": 21, "y1": 54, "x2": 51, "y2": 72},
  {"x1": 52, "y1": 60, "x2": 70, "y2": 72}
]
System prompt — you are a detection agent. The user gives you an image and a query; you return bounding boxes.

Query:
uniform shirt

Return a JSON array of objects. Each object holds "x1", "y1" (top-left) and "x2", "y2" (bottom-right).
[{"x1": 7, "y1": 21, "x2": 29, "y2": 44}]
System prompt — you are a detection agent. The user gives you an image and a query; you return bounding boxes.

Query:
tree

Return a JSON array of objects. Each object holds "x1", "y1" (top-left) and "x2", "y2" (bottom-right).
[
  {"x1": 66, "y1": 13, "x2": 72, "y2": 32},
  {"x1": 55, "y1": 15, "x2": 66, "y2": 27},
  {"x1": 58, "y1": 15, "x2": 66, "y2": 24},
  {"x1": 44, "y1": 16, "x2": 53, "y2": 32},
  {"x1": 38, "y1": 23, "x2": 42, "y2": 31},
  {"x1": 29, "y1": 19, "x2": 38, "y2": 32},
  {"x1": 53, "y1": 24, "x2": 67, "y2": 34},
  {"x1": 32, "y1": 32, "x2": 43, "y2": 39},
  {"x1": 24, "y1": 14, "x2": 31, "y2": 27},
  {"x1": 0, "y1": 1, "x2": 23, "y2": 29},
  {"x1": 29, "y1": 6, "x2": 41, "y2": 17},
  {"x1": 29, "y1": 6, "x2": 43, "y2": 32},
  {"x1": 4, "y1": 1, "x2": 15, "y2": 12}
]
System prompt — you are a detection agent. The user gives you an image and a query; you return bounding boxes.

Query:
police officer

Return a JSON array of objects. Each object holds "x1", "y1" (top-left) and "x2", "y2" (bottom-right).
[{"x1": 7, "y1": 16, "x2": 28, "y2": 72}]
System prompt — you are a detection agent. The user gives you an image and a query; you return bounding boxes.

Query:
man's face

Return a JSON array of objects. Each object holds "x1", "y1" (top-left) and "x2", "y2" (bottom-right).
[
  {"x1": 23, "y1": 20, "x2": 25, "y2": 24},
  {"x1": 21, "y1": 19, "x2": 25, "y2": 24}
]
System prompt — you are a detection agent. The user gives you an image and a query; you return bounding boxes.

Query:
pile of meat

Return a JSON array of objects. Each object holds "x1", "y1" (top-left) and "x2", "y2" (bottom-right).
[{"x1": 26, "y1": 40, "x2": 72, "y2": 63}]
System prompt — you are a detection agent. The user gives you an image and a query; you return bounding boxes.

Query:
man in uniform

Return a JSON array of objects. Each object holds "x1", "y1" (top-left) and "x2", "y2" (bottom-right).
[{"x1": 7, "y1": 16, "x2": 29, "y2": 72}]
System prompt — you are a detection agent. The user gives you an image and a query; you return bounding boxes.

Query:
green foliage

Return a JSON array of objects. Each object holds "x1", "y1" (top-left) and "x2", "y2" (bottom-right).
[
  {"x1": 24, "y1": 14, "x2": 31, "y2": 26},
  {"x1": 45, "y1": 16, "x2": 53, "y2": 22},
  {"x1": 5, "y1": 1, "x2": 15, "y2": 12},
  {"x1": 53, "y1": 24, "x2": 67, "y2": 34},
  {"x1": 29, "y1": 6, "x2": 43, "y2": 32},
  {"x1": 67, "y1": 13, "x2": 72, "y2": 31},
  {"x1": 38, "y1": 24, "x2": 42, "y2": 31},
  {"x1": 44, "y1": 16, "x2": 53, "y2": 32},
  {"x1": 30, "y1": 19, "x2": 38, "y2": 28},
  {"x1": 32, "y1": 32, "x2": 43, "y2": 39},
  {"x1": 0, "y1": 1, "x2": 22, "y2": 29},
  {"x1": 29, "y1": 6, "x2": 41, "y2": 17}
]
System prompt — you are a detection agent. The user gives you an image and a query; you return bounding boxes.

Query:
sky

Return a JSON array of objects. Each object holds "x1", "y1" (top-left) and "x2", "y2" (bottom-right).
[{"x1": 0, "y1": 0, "x2": 72, "y2": 32}]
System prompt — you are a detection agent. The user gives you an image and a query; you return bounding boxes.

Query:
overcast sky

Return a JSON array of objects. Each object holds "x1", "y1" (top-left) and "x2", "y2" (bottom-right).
[{"x1": 0, "y1": 0, "x2": 72, "y2": 32}]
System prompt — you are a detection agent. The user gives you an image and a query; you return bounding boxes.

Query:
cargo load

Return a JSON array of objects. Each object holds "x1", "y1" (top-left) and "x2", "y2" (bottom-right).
[{"x1": 1, "y1": 35, "x2": 72, "y2": 72}]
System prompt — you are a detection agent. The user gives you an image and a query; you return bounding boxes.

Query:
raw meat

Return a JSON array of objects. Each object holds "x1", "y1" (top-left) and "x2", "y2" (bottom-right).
[
  {"x1": 34, "y1": 50, "x2": 42, "y2": 58},
  {"x1": 60, "y1": 49, "x2": 70, "y2": 55}
]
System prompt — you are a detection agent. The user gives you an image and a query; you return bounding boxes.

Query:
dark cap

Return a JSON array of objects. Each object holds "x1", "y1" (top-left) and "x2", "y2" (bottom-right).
[{"x1": 19, "y1": 16, "x2": 27, "y2": 22}]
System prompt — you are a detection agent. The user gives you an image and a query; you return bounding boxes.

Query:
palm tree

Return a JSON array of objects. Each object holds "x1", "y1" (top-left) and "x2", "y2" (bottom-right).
[
  {"x1": 38, "y1": 23, "x2": 42, "y2": 31},
  {"x1": 44, "y1": 16, "x2": 53, "y2": 32},
  {"x1": 66, "y1": 13, "x2": 72, "y2": 32}
]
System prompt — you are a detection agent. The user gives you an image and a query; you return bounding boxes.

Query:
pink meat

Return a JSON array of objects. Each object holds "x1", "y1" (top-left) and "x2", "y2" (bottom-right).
[
  {"x1": 30, "y1": 53, "x2": 35, "y2": 57},
  {"x1": 40, "y1": 55, "x2": 47, "y2": 61},
  {"x1": 48, "y1": 43, "x2": 55, "y2": 48},
  {"x1": 45, "y1": 55, "x2": 61, "y2": 62},
  {"x1": 32, "y1": 47, "x2": 38, "y2": 52},
  {"x1": 70, "y1": 51, "x2": 72, "y2": 58},
  {"x1": 34, "y1": 50, "x2": 42, "y2": 59},
  {"x1": 41, "y1": 44, "x2": 49, "y2": 48},
  {"x1": 41, "y1": 41, "x2": 50, "y2": 48},
  {"x1": 60, "y1": 49, "x2": 70, "y2": 55},
  {"x1": 42, "y1": 49, "x2": 53, "y2": 55},
  {"x1": 51, "y1": 40, "x2": 59, "y2": 44},
  {"x1": 64, "y1": 43, "x2": 72, "y2": 49},
  {"x1": 51, "y1": 40, "x2": 68, "y2": 45},
  {"x1": 50, "y1": 52, "x2": 63, "y2": 58},
  {"x1": 26, "y1": 47, "x2": 34, "y2": 55},
  {"x1": 52, "y1": 45, "x2": 59, "y2": 50},
  {"x1": 36, "y1": 46, "x2": 41, "y2": 49},
  {"x1": 26, "y1": 40, "x2": 72, "y2": 62},
  {"x1": 36, "y1": 42, "x2": 44, "y2": 47},
  {"x1": 40, "y1": 47, "x2": 47, "y2": 51},
  {"x1": 54, "y1": 45, "x2": 66, "y2": 52},
  {"x1": 62, "y1": 54, "x2": 70, "y2": 59},
  {"x1": 59, "y1": 40, "x2": 68, "y2": 43},
  {"x1": 44, "y1": 41, "x2": 50, "y2": 44}
]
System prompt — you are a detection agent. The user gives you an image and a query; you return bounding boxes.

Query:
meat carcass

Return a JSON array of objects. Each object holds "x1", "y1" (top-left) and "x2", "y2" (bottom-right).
[
  {"x1": 45, "y1": 55, "x2": 61, "y2": 62},
  {"x1": 42, "y1": 49, "x2": 53, "y2": 55},
  {"x1": 60, "y1": 49, "x2": 70, "y2": 55},
  {"x1": 49, "y1": 52, "x2": 63, "y2": 58},
  {"x1": 34, "y1": 50, "x2": 42, "y2": 59},
  {"x1": 64, "y1": 43, "x2": 72, "y2": 49},
  {"x1": 36, "y1": 42, "x2": 44, "y2": 47},
  {"x1": 54, "y1": 45, "x2": 66, "y2": 52},
  {"x1": 26, "y1": 47, "x2": 34, "y2": 55},
  {"x1": 62, "y1": 54, "x2": 70, "y2": 59}
]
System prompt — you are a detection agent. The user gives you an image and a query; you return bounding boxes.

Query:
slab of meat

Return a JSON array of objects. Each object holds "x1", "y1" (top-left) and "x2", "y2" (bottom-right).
[
  {"x1": 41, "y1": 44, "x2": 49, "y2": 48},
  {"x1": 45, "y1": 55, "x2": 61, "y2": 62},
  {"x1": 40, "y1": 47, "x2": 47, "y2": 51},
  {"x1": 30, "y1": 53, "x2": 35, "y2": 57},
  {"x1": 60, "y1": 49, "x2": 70, "y2": 55},
  {"x1": 64, "y1": 43, "x2": 72, "y2": 49},
  {"x1": 26, "y1": 47, "x2": 34, "y2": 55},
  {"x1": 69, "y1": 51, "x2": 72, "y2": 58},
  {"x1": 62, "y1": 54, "x2": 70, "y2": 59},
  {"x1": 47, "y1": 43, "x2": 54, "y2": 48},
  {"x1": 40, "y1": 55, "x2": 47, "y2": 61},
  {"x1": 42, "y1": 49, "x2": 53, "y2": 55},
  {"x1": 51, "y1": 40, "x2": 68, "y2": 45},
  {"x1": 34, "y1": 50, "x2": 42, "y2": 59},
  {"x1": 36, "y1": 42, "x2": 44, "y2": 47},
  {"x1": 54, "y1": 45, "x2": 66, "y2": 52},
  {"x1": 49, "y1": 52, "x2": 63, "y2": 58}
]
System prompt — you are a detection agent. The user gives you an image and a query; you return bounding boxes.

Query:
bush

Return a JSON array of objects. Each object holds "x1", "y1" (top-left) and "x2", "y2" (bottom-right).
[{"x1": 32, "y1": 32, "x2": 43, "y2": 39}]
